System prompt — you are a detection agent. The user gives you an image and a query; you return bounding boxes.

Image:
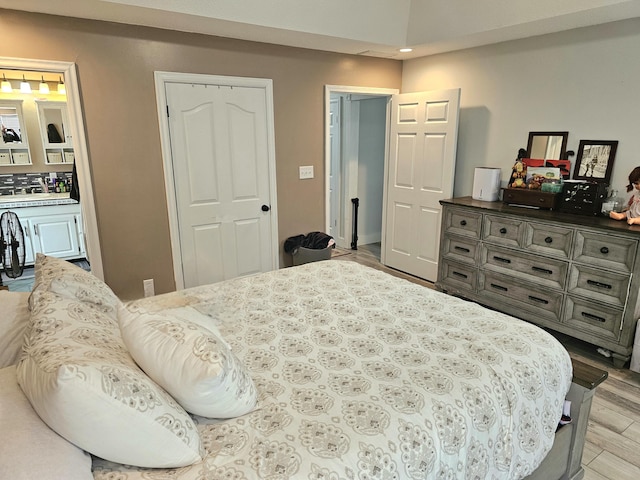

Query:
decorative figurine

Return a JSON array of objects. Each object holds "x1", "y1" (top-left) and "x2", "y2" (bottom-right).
[
  {"x1": 509, "y1": 148, "x2": 528, "y2": 188},
  {"x1": 610, "y1": 166, "x2": 640, "y2": 225}
]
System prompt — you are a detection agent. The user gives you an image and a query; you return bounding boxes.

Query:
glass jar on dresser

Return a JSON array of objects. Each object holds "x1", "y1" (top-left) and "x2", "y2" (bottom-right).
[{"x1": 437, "y1": 196, "x2": 640, "y2": 368}]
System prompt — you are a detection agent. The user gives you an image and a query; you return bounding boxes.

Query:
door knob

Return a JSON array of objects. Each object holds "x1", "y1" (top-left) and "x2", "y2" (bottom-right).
[{"x1": 261, "y1": 204, "x2": 270, "y2": 212}]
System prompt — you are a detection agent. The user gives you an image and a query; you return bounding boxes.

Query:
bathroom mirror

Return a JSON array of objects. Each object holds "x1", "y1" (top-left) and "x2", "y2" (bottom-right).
[
  {"x1": 0, "y1": 104, "x2": 25, "y2": 145},
  {"x1": 526, "y1": 131, "x2": 568, "y2": 160}
]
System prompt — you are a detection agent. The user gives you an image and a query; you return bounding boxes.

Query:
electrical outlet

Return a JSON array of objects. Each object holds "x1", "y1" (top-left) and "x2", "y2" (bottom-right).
[
  {"x1": 299, "y1": 165, "x2": 314, "y2": 179},
  {"x1": 143, "y1": 279, "x2": 155, "y2": 297}
]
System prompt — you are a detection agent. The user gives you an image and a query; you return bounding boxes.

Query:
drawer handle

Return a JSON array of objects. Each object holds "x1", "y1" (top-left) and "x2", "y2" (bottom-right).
[
  {"x1": 587, "y1": 279, "x2": 612, "y2": 290},
  {"x1": 493, "y1": 256, "x2": 511, "y2": 264},
  {"x1": 528, "y1": 295, "x2": 549, "y2": 305},
  {"x1": 600, "y1": 247, "x2": 609, "y2": 254},
  {"x1": 544, "y1": 236, "x2": 553, "y2": 244},
  {"x1": 532, "y1": 266, "x2": 553, "y2": 275},
  {"x1": 452, "y1": 271, "x2": 468, "y2": 279},
  {"x1": 460, "y1": 220, "x2": 467, "y2": 226},
  {"x1": 490, "y1": 283, "x2": 508, "y2": 292},
  {"x1": 581, "y1": 312, "x2": 606, "y2": 323},
  {"x1": 454, "y1": 246, "x2": 470, "y2": 253},
  {"x1": 499, "y1": 227, "x2": 507, "y2": 234}
]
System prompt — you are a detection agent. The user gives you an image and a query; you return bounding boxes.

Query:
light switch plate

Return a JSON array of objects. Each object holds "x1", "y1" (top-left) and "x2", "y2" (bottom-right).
[{"x1": 299, "y1": 165, "x2": 314, "y2": 179}]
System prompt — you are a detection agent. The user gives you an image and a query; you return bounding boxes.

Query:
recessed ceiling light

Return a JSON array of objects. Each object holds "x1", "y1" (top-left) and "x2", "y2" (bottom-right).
[{"x1": 399, "y1": 48, "x2": 413, "y2": 53}]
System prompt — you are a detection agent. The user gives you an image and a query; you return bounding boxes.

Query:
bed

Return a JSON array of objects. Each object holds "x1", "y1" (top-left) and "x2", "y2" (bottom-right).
[{"x1": 1, "y1": 256, "x2": 586, "y2": 480}]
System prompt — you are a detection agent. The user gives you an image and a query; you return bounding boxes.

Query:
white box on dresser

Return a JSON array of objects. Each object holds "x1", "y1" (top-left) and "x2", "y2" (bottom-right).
[{"x1": 437, "y1": 196, "x2": 640, "y2": 368}]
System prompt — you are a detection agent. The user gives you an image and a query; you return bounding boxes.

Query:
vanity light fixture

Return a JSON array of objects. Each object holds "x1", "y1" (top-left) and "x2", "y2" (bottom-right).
[
  {"x1": 1, "y1": 74, "x2": 11, "y2": 93},
  {"x1": 39, "y1": 76, "x2": 50, "y2": 94},
  {"x1": 20, "y1": 75, "x2": 32, "y2": 94},
  {"x1": 57, "y1": 76, "x2": 66, "y2": 95}
]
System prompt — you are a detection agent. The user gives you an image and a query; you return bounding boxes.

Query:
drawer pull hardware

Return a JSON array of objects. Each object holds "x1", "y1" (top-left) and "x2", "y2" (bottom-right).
[
  {"x1": 490, "y1": 283, "x2": 508, "y2": 292},
  {"x1": 544, "y1": 236, "x2": 553, "y2": 244},
  {"x1": 587, "y1": 279, "x2": 612, "y2": 289},
  {"x1": 499, "y1": 227, "x2": 507, "y2": 234},
  {"x1": 582, "y1": 312, "x2": 606, "y2": 323},
  {"x1": 532, "y1": 266, "x2": 552, "y2": 275},
  {"x1": 493, "y1": 256, "x2": 511, "y2": 264},
  {"x1": 460, "y1": 220, "x2": 467, "y2": 226},
  {"x1": 452, "y1": 271, "x2": 468, "y2": 279},
  {"x1": 528, "y1": 295, "x2": 549, "y2": 304},
  {"x1": 454, "y1": 246, "x2": 470, "y2": 253},
  {"x1": 600, "y1": 246, "x2": 609, "y2": 254}
]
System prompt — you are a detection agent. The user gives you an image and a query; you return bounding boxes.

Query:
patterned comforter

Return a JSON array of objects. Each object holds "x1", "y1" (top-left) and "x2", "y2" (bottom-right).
[{"x1": 93, "y1": 260, "x2": 572, "y2": 480}]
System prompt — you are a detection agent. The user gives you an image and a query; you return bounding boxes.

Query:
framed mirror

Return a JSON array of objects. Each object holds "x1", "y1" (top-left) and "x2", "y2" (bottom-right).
[
  {"x1": 526, "y1": 131, "x2": 569, "y2": 160},
  {"x1": 0, "y1": 100, "x2": 31, "y2": 165},
  {"x1": 0, "y1": 103, "x2": 26, "y2": 145}
]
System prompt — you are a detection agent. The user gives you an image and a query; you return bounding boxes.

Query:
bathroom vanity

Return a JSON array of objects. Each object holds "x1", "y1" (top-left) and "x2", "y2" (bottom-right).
[{"x1": 0, "y1": 193, "x2": 85, "y2": 264}]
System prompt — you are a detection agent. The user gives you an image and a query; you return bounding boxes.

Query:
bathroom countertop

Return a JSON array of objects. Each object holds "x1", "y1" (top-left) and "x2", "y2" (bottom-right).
[{"x1": 0, "y1": 193, "x2": 77, "y2": 209}]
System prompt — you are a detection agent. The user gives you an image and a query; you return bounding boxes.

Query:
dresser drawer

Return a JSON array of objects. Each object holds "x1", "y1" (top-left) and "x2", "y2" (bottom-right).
[
  {"x1": 483, "y1": 215, "x2": 523, "y2": 248},
  {"x1": 443, "y1": 208, "x2": 482, "y2": 239},
  {"x1": 524, "y1": 222, "x2": 573, "y2": 259},
  {"x1": 479, "y1": 271, "x2": 564, "y2": 321},
  {"x1": 439, "y1": 259, "x2": 477, "y2": 292},
  {"x1": 441, "y1": 235, "x2": 478, "y2": 265},
  {"x1": 482, "y1": 244, "x2": 569, "y2": 290},
  {"x1": 564, "y1": 297, "x2": 623, "y2": 341},
  {"x1": 567, "y1": 265, "x2": 630, "y2": 307},
  {"x1": 573, "y1": 231, "x2": 637, "y2": 273}
]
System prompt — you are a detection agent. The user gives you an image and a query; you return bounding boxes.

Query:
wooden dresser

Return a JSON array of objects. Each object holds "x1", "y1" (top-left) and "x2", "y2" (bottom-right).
[{"x1": 437, "y1": 196, "x2": 640, "y2": 367}]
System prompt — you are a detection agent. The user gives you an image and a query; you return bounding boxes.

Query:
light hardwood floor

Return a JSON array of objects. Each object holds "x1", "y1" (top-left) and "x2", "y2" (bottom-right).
[{"x1": 335, "y1": 243, "x2": 640, "y2": 480}]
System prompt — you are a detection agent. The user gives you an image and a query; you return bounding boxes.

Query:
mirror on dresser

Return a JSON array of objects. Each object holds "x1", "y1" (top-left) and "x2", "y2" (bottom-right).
[{"x1": 526, "y1": 131, "x2": 569, "y2": 160}]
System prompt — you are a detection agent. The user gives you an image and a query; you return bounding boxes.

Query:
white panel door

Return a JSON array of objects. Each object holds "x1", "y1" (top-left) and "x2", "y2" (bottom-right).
[
  {"x1": 166, "y1": 82, "x2": 275, "y2": 288},
  {"x1": 383, "y1": 89, "x2": 460, "y2": 281},
  {"x1": 329, "y1": 96, "x2": 343, "y2": 244}
]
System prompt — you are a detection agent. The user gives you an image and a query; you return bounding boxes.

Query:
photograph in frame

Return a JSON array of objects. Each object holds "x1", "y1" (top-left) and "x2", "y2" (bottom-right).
[{"x1": 573, "y1": 140, "x2": 618, "y2": 183}]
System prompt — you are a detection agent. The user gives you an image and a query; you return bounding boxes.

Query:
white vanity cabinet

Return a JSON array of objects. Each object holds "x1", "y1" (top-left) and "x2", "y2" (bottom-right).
[
  {"x1": 0, "y1": 202, "x2": 85, "y2": 264},
  {"x1": 35, "y1": 100, "x2": 74, "y2": 165},
  {"x1": 28, "y1": 213, "x2": 81, "y2": 259}
]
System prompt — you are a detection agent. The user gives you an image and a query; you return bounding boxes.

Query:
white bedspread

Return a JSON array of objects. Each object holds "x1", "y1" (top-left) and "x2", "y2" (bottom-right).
[{"x1": 93, "y1": 260, "x2": 572, "y2": 480}]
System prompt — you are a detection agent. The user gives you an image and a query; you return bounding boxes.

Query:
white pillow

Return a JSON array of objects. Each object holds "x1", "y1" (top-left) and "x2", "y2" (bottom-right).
[
  {"x1": 118, "y1": 303, "x2": 257, "y2": 418},
  {"x1": 0, "y1": 291, "x2": 30, "y2": 368},
  {"x1": 17, "y1": 291, "x2": 203, "y2": 468},
  {"x1": 29, "y1": 253, "x2": 121, "y2": 320},
  {"x1": 0, "y1": 365, "x2": 93, "y2": 480}
]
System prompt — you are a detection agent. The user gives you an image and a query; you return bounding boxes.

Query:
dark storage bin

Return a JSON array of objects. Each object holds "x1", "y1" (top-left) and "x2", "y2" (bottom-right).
[{"x1": 292, "y1": 245, "x2": 333, "y2": 265}]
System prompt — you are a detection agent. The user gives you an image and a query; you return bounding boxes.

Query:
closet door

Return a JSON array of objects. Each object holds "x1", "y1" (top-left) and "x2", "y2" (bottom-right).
[{"x1": 165, "y1": 80, "x2": 276, "y2": 288}]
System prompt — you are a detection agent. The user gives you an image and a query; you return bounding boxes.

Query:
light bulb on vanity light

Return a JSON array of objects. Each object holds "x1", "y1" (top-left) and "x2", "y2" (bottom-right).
[
  {"x1": 57, "y1": 76, "x2": 66, "y2": 95},
  {"x1": 20, "y1": 75, "x2": 31, "y2": 93},
  {"x1": 39, "y1": 76, "x2": 50, "y2": 94},
  {"x1": 1, "y1": 74, "x2": 11, "y2": 93}
]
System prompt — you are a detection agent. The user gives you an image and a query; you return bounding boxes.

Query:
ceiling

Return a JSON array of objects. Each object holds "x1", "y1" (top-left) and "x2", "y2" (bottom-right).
[{"x1": 2, "y1": 0, "x2": 640, "y2": 59}]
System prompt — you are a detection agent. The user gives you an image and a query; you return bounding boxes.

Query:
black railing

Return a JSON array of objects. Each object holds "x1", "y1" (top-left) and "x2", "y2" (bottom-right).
[{"x1": 351, "y1": 197, "x2": 359, "y2": 250}]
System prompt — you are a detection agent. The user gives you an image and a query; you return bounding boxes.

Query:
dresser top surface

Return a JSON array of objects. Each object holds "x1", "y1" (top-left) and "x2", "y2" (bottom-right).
[{"x1": 442, "y1": 196, "x2": 640, "y2": 236}]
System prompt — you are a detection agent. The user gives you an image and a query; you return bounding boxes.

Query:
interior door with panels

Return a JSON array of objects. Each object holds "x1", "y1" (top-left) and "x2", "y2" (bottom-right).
[
  {"x1": 384, "y1": 89, "x2": 460, "y2": 282},
  {"x1": 165, "y1": 80, "x2": 276, "y2": 288}
]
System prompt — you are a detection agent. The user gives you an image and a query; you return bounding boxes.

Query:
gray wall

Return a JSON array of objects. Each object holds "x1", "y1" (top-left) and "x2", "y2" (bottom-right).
[
  {"x1": 402, "y1": 17, "x2": 640, "y2": 199},
  {"x1": 357, "y1": 97, "x2": 386, "y2": 245}
]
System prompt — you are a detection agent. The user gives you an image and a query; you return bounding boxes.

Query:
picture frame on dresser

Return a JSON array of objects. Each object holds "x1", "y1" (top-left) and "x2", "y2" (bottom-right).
[{"x1": 573, "y1": 140, "x2": 618, "y2": 183}]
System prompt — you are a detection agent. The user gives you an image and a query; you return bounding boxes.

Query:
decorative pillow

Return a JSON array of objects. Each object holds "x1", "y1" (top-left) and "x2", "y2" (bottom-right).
[
  {"x1": 0, "y1": 365, "x2": 93, "y2": 480},
  {"x1": 118, "y1": 303, "x2": 258, "y2": 418},
  {"x1": 0, "y1": 291, "x2": 30, "y2": 368},
  {"x1": 17, "y1": 291, "x2": 203, "y2": 468},
  {"x1": 29, "y1": 253, "x2": 121, "y2": 320}
]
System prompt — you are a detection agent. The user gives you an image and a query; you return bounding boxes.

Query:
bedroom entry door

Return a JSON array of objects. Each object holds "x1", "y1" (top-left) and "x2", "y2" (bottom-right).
[
  {"x1": 159, "y1": 75, "x2": 278, "y2": 289},
  {"x1": 383, "y1": 89, "x2": 460, "y2": 282}
]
